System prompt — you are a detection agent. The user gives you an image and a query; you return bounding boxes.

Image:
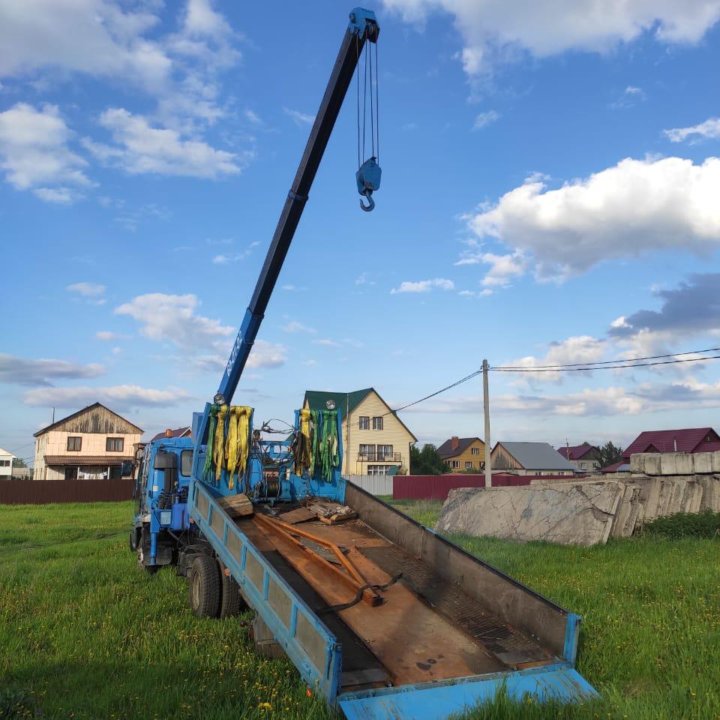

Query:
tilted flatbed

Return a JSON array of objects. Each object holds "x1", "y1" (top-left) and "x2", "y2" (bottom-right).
[{"x1": 190, "y1": 480, "x2": 596, "y2": 719}]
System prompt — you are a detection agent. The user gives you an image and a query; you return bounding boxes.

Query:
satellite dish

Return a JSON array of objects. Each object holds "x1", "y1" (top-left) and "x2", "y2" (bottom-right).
[{"x1": 326, "y1": 399, "x2": 336, "y2": 410}]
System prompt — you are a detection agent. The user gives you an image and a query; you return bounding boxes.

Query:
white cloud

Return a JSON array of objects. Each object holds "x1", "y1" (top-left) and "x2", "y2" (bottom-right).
[
  {"x1": 412, "y1": 379, "x2": 720, "y2": 418},
  {"x1": 281, "y1": 321, "x2": 316, "y2": 334},
  {"x1": 383, "y1": 0, "x2": 720, "y2": 75},
  {"x1": 467, "y1": 156, "x2": 720, "y2": 281},
  {"x1": 390, "y1": 278, "x2": 455, "y2": 294},
  {"x1": 0, "y1": 1, "x2": 240, "y2": 125},
  {"x1": 23, "y1": 384, "x2": 191, "y2": 410},
  {"x1": 473, "y1": 110, "x2": 499, "y2": 129},
  {"x1": 246, "y1": 340, "x2": 287, "y2": 369},
  {"x1": 0, "y1": 103, "x2": 90, "y2": 200},
  {"x1": 211, "y1": 241, "x2": 259, "y2": 264},
  {"x1": 84, "y1": 108, "x2": 246, "y2": 178},
  {"x1": 245, "y1": 109, "x2": 263, "y2": 126},
  {"x1": 611, "y1": 85, "x2": 647, "y2": 109},
  {"x1": 0, "y1": 0, "x2": 169, "y2": 89},
  {"x1": 192, "y1": 339, "x2": 287, "y2": 372},
  {"x1": 96, "y1": 331, "x2": 121, "y2": 341},
  {"x1": 115, "y1": 293, "x2": 233, "y2": 348},
  {"x1": 67, "y1": 282, "x2": 106, "y2": 298},
  {"x1": 283, "y1": 107, "x2": 315, "y2": 126},
  {"x1": 480, "y1": 252, "x2": 526, "y2": 287},
  {"x1": 502, "y1": 336, "x2": 607, "y2": 382},
  {"x1": 664, "y1": 117, "x2": 720, "y2": 143}
]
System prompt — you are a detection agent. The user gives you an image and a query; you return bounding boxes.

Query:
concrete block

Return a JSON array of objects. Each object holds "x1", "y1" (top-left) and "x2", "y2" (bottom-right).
[
  {"x1": 611, "y1": 483, "x2": 639, "y2": 538},
  {"x1": 662, "y1": 453, "x2": 694, "y2": 476},
  {"x1": 698, "y1": 477, "x2": 720, "y2": 512},
  {"x1": 693, "y1": 453, "x2": 713, "y2": 474},
  {"x1": 623, "y1": 486, "x2": 643, "y2": 536},
  {"x1": 686, "y1": 482, "x2": 703, "y2": 514},
  {"x1": 437, "y1": 482, "x2": 624, "y2": 546},
  {"x1": 631, "y1": 453, "x2": 662, "y2": 475},
  {"x1": 635, "y1": 477, "x2": 661, "y2": 526}
]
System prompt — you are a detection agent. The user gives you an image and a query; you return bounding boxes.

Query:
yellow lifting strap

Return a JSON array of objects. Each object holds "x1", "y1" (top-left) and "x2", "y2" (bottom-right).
[
  {"x1": 226, "y1": 406, "x2": 252, "y2": 489},
  {"x1": 213, "y1": 405, "x2": 228, "y2": 483}
]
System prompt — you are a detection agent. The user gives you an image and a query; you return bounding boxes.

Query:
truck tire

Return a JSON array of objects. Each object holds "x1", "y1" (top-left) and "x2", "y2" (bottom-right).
[
  {"x1": 188, "y1": 555, "x2": 221, "y2": 618},
  {"x1": 129, "y1": 528, "x2": 140, "y2": 552},
  {"x1": 219, "y1": 567, "x2": 246, "y2": 619}
]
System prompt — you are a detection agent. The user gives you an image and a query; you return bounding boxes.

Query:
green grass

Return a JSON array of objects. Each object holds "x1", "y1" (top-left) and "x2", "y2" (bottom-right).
[{"x1": 1, "y1": 501, "x2": 719, "y2": 720}]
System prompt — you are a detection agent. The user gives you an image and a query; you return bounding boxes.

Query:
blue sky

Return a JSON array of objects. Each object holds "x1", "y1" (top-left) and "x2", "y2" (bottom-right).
[{"x1": 2, "y1": 0, "x2": 720, "y2": 463}]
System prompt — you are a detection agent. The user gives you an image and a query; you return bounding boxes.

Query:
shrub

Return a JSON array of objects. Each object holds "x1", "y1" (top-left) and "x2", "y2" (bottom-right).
[{"x1": 641, "y1": 510, "x2": 720, "y2": 539}]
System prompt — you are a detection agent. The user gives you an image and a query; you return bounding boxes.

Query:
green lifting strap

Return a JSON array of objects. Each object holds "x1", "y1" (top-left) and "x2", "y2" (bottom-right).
[{"x1": 320, "y1": 409, "x2": 339, "y2": 481}]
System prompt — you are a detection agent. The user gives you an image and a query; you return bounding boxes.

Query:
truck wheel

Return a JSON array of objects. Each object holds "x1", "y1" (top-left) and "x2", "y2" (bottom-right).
[
  {"x1": 188, "y1": 555, "x2": 221, "y2": 618},
  {"x1": 219, "y1": 566, "x2": 247, "y2": 619}
]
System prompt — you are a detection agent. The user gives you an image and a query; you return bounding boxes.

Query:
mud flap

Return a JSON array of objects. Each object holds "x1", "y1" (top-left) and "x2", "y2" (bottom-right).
[{"x1": 338, "y1": 664, "x2": 598, "y2": 720}]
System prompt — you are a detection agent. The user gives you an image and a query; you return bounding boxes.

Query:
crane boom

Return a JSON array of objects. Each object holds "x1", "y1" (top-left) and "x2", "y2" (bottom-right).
[{"x1": 216, "y1": 8, "x2": 379, "y2": 407}]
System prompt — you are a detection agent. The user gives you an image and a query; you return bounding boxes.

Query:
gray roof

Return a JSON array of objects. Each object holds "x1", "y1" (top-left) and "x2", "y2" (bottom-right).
[{"x1": 497, "y1": 442, "x2": 575, "y2": 471}]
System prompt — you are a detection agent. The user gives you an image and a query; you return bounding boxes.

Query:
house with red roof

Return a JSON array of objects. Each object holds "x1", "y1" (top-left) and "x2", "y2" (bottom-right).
[
  {"x1": 557, "y1": 443, "x2": 601, "y2": 473},
  {"x1": 603, "y1": 427, "x2": 720, "y2": 472}
]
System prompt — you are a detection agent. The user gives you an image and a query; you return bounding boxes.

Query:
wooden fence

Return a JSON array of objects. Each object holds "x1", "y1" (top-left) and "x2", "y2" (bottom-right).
[{"x1": 0, "y1": 479, "x2": 135, "y2": 505}]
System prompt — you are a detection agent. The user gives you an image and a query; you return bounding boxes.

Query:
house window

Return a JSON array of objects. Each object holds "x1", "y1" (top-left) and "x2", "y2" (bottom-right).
[
  {"x1": 0, "y1": 460, "x2": 9, "y2": 467},
  {"x1": 372, "y1": 416, "x2": 383, "y2": 430},
  {"x1": 377, "y1": 444, "x2": 393, "y2": 460},
  {"x1": 106, "y1": 437, "x2": 124, "y2": 452},
  {"x1": 359, "y1": 444, "x2": 374, "y2": 460},
  {"x1": 67, "y1": 436, "x2": 82, "y2": 452},
  {"x1": 471, "y1": 447, "x2": 480, "y2": 455},
  {"x1": 358, "y1": 416, "x2": 370, "y2": 430},
  {"x1": 465, "y1": 461, "x2": 473, "y2": 469},
  {"x1": 451, "y1": 460, "x2": 459, "y2": 469},
  {"x1": 367, "y1": 465, "x2": 390, "y2": 476}
]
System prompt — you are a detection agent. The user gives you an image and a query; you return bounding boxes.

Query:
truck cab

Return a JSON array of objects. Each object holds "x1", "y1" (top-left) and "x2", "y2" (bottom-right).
[{"x1": 131, "y1": 436, "x2": 194, "y2": 569}]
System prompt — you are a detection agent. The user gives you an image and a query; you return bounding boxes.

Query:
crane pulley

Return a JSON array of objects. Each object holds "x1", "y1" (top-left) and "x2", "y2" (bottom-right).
[{"x1": 356, "y1": 18, "x2": 381, "y2": 211}]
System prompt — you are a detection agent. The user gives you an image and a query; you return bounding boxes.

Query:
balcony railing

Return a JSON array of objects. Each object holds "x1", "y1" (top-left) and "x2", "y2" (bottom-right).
[{"x1": 357, "y1": 452, "x2": 401, "y2": 462}]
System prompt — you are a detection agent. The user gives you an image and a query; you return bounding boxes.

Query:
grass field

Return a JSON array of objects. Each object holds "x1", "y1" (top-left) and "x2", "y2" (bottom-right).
[{"x1": 1, "y1": 500, "x2": 718, "y2": 720}]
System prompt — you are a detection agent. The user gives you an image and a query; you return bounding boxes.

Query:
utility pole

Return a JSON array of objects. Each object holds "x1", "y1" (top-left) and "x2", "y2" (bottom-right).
[{"x1": 483, "y1": 359, "x2": 492, "y2": 488}]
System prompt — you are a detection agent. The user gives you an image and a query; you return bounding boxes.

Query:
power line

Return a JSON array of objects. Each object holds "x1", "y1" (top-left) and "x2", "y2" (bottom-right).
[
  {"x1": 385, "y1": 345, "x2": 720, "y2": 415},
  {"x1": 493, "y1": 354, "x2": 720, "y2": 373},
  {"x1": 383, "y1": 369, "x2": 482, "y2": 416},
  {"x1": 492, "y1": 346, "x2": 720, "y2": 371}
]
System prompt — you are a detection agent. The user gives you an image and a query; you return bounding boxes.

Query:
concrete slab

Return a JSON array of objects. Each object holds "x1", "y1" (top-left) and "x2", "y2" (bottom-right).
[
  {"x1": 611, "y1": 484, "x2": 639, "y2": 538},
  {"x1": 698, "y1": 477, "x2": 720, "y2": 512},
  {"x1": 437, "y1": 483, "x2": 624, "y2": 546}
]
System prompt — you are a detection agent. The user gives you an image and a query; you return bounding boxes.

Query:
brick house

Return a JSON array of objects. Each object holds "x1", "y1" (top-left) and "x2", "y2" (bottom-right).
[{"x1": 437, "y1": 436, "x2": 486, "y2": 471}]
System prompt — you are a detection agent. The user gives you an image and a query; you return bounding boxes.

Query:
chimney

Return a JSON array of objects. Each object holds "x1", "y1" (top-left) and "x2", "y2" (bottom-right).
[
  {"x1": 673, "y1": 437, "x2": 677, "y2": 452},
  {"x1": 451, "y1": 436, "x2": 459, "y2": 450}
]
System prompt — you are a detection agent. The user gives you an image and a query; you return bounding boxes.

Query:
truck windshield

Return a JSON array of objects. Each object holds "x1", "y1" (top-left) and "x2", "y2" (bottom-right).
[{"x1": 181, "y1": 450, "x2": 193, "y2": 477}]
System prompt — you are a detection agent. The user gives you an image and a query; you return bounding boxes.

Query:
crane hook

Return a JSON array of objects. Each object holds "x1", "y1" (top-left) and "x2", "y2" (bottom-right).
[
  {"x1": 356, "y1": 157, "x2": 381, "y2": 213},
  {"x1": 359, "y1": 191, "x2": 375, "y2": 212}
]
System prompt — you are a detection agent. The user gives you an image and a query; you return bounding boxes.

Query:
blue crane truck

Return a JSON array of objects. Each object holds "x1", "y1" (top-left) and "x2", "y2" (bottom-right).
[{"x1": 130, "y1": 8, "x2": 597, "y2": 719}]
